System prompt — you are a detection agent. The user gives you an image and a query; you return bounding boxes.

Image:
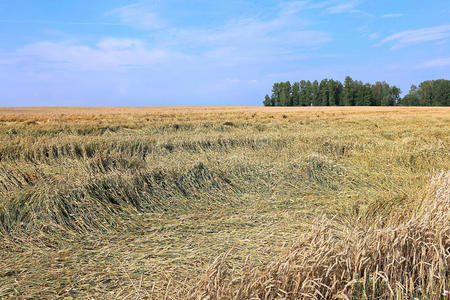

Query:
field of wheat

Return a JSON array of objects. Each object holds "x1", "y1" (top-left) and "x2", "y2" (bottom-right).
[{"x1": 0, "y1": 106, "x2": 448, "y2": 299}]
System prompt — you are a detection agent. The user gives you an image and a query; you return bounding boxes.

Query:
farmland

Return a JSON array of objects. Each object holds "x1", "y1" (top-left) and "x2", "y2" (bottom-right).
[{"x1": 0, "y1": 106, "x2": 449, "y2": 299}]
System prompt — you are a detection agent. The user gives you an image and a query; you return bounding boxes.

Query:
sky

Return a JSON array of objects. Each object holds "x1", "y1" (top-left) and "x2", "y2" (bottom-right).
[{"x1": 0, "y1": 1, "x2": 449, "y2": 106}]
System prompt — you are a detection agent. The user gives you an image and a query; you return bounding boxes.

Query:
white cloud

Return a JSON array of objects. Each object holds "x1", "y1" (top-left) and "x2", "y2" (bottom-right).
[
  {"x1": 208, "y1": 77, "x2": 260, "y2": 93},
  {"x1": 145, "y1": 6, "x2": 331, "y2": 66},
  {"x1": 419, "y1": 57, "x2": 450, "y2": 68},
  {"x1": 2, "y1": 2, "x2": 333, "y2": 74},
  {"x1": 165, "y1": 25, "x2": 330, "y2": 49},
  {"x1": 108, "y1": 3, "x2": 165, "y2": 30},
  {"x1": 102, "y1": 1, "x2": 331, "y2": 67},
  {"x1": 0, "y1": 19, "x2": 122, "y2": 26},
  {"x1": 435, "y1": 39, "x2": 448, "y2": 46},
  {"x1": 309, "y1": 0, "x2": 371, "y2": 16},
  {"x1": 327, "y1": 0, "x2": 361, "y2": 14},
  {"x1": 97, "y1": 38, "x2": 144, "y2": 50},
  {"x1": 14, "y1": 39, "x2": 178, "y2": 71},
  {"x1": 279, "y1": 1, "x2": 308, "y2": 16},
  {"x1": 355, "y1": 24, "x2": 369, "y2": 33},
  {"x1": 355, "y1": 25, "x2": 380, "y2": 40},
  {"x1": 0, "y1": 53, "x2": 25, "y2": 65},
  {"x1": 307, "y1": 1, "x2": 336, "y2": 9},
  {"x1": 368, "y1": 33, "x2": 380, "y2": 40},
  {"x1": 377, "y1": 25, "x2": 450, "y2": 49},
  {"x1": 382, "y1": 13, "x2": 403, "y2": 18}
]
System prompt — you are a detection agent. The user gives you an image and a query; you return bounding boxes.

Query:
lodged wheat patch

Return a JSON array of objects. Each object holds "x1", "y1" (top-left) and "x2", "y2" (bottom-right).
[
  {"x1": 191, "y1": 171, "x2": 449, "y2": 299},
  {"x1": 0, "y1": 107, "x2": 448, "y2": 299}
]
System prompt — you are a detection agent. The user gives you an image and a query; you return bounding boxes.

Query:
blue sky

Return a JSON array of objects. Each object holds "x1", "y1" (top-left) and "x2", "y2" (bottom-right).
[{"x1": 0, "y1": 1, "x2": 449, "y2": 106}]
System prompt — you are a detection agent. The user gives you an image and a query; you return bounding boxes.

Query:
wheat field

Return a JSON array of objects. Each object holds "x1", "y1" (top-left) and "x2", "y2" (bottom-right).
[{"x1": 0, "y1": 106, "x2": 449, "y2": 299}]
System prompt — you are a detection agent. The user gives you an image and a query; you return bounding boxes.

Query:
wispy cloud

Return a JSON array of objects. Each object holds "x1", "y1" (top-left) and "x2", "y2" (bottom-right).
[
  {"x1": 108, "y1": 3, "x2": 165, "y2": 30},
  {"x1": 279, "y1": 1, "x2": 308, "y2": 16},
  {"x1": 355, "y1": 25, "x2": 380, "y2": 40},
  {"x1": 13, "y1": 39, "x2": 179, "y2": 71},
  {"x1": 355, "y1": 24, "x2": 368, "y2": 32},
  {"x1": 161, "y1": 21, "x2": 330, "y2": 50},
  {"x1": 145, "y1": 3, "x2": 331, "y2": 66},
  {"x1": 97, "y1": 38, "x2": 144, "y2": 50},
  {"x1": 3, "y1": 2, "x2": 334, "y2": 72},
  {"x1": 382, "y1": 13, "x2": 403, "y2": 18},
  {"x1": 419, "y1": 57, "x2": 450, "y2": 68},
  {"x1": 105, "y1": 0, "x2": 330, "y2": 64},
  {"x1": 0, "y1": 19, "x2": 121, "y2": 26},
  {"x1": 368, "y1": 33, "x2": 380, "y2": 40},
  {"x1": 307, "y1": 1, "x2": 336, "y2": 9},
  {"x1": 377, "y1": 25, "x2": 450, "y2": 49},
  {"x1": 327, "y1": 0, "x2": 362, "y2": 14},
  {"x1": 307, "y1": 0, "x2": 362, "y2": 13}
]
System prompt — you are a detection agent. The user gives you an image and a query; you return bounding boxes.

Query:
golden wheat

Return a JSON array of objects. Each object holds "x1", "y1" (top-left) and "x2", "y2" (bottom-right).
[{"x1": 0, "y1": 107, "x2": 448, "y2": 299}]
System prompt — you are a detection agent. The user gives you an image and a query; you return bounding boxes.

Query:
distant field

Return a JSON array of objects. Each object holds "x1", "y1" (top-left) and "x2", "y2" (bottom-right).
[
  {"x1": 1, "y1": 105, "x2": 448, "y2": 115},
  {"x1": 0, "y1": 107, "x2": 448, "y2": 299}
]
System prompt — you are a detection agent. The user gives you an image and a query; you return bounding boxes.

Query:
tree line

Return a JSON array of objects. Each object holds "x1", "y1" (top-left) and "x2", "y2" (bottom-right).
[
  {"x1": 263, "y1": 77, "x2": 450, "y2": 106},
  {"x1": 400, "y1": 79, "x2": 450, "y2": 106}
]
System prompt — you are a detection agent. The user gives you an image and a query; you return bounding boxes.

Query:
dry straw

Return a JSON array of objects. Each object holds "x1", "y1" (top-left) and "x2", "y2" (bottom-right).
[
  {"x1": 0, "y1": 107, "x2": 449, "y2": 298},
  {"x1": 191, "y1": 172, "x2": 449, "y2": 299}
]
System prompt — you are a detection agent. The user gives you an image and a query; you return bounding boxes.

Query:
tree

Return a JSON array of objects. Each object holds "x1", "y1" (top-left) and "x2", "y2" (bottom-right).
[
  {"x1": 286, "y1": 81, "x2": 293, "y2": 106},
  {"x1": 311, "y1": 80, "x2": 320, "y2": 106},
  {"x1": 371, "y1": 81, "x2": 390, "y2": 106},
  {"x1": 381, "y1": 94, "x2": 393, "y2": 106},
  {"x1": 263, "y1": 94, "x2": 272, "y2": 106},
  {"x1": 278, "y1": 82, "x2": 292, "y2": 106},
  {"x1": 270, "y1": 83, "x2": 281, "y2": 106},
  {"x1": 400, "y1": 85, "x2": 419, "y2": 106},
  {"x1": 319, "y1": 79, "x2": 329, "y2": 106},
  {"x1": 303, "y1": 80, "x2": 313, "y2": 106},
  {"x1": 342, "y1": 76, "x2": 355, "y2": 106},
  {"x1": 419, "y1": 81, "x2": 433, "y2": 106},
  {"x1": 354, "y1": 83, "x2": 373, "y2": 106},
  {"x1": 292, "y1": 82, "x2": 300, "y2": 106},
  {"x1": 298, "y1": 80, "x2": 309, "y2": 106},
  {"x1": 264, "y1": 77, "x2": 449, "y2": 107},
  {"x1": 353, "y1": 81, "x2": 364, "y2": 106},
  {"x1": 390, "y1": 86, "x2": 401, "y2": 105},
  {"x1": 328, "y1": 79, "x2": 343, "y2": 106},
  {"x1": 430, "y1": 79, "x2": 450, "y2": 106},
  {"x1": 279, "y1": 89, "x2": 288, "y2": 106}
]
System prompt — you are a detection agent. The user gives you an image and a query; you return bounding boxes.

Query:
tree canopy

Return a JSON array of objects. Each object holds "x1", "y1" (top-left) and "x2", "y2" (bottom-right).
[
  {"x1": 264, "y1": 77, "x2": 449, "y2": 106},
  {"x1": 399, "y1": 80, "x2": 450, "y2": 106}
]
